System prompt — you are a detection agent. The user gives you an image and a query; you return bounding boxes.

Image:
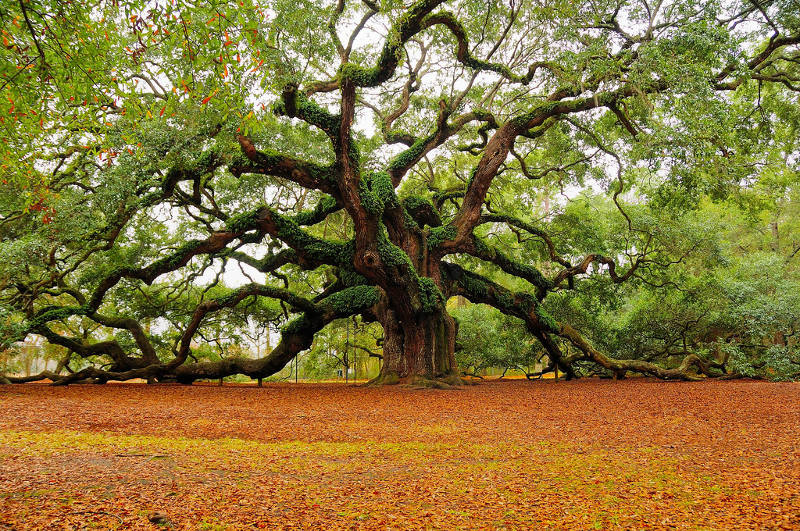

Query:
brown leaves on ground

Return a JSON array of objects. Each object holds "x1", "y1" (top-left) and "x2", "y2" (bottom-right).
[{"x1": 0, "y1": 379, "x2": 798, "y2": 530}]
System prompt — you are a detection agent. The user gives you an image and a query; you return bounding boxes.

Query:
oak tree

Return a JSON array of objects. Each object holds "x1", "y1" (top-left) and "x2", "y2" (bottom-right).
[{"x1": 1, "y1": 0, "x2": 798, "y2": 384}]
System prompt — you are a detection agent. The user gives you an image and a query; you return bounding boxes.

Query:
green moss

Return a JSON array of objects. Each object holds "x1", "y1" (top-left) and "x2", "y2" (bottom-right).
[
  {"x1": 292, "y1": 195, "x2": 338, "y2": 226},
  {"x1": 358, "y1": 178, "x2": 382, "y2": 216},
  {"x1": 225, "y1": 211, "x2": 260, "y2": 233},
  {"x1": 175, "y1": 239, "x2": 205, "y2": 257},
  {"x1": 339, "y1": 269, "x2": 367, "y2": 287},
  {"x1": 275, "y1": 91, "x2": 340, "y2": 135},
  {"x1": 358, "y1": 172, "x2": 399, "y2": 217},
  {"x1": 324, "y1": 286, "x2": 381, "y2": 314},
  {"x1": 535, "y1": 304, "x2": 559, "y2": 333},
  {"x1": 377, "y1": 224, "x2": 413, "y2": 269},
  {"x1": 432, "y1": 189, "x2": 466, "y2": 205},
  {"x1": 495, "y1": 290, "x2": 514, "y2": 310},
  {"x1": 281, "y1": 314, "x2": 313, "y2": 335},
  {"x1": 337, "y1": 62, "x2": 361, "y2": 81},
  {"x1": 516, "y1": 293, "x2": 537, "y2": 313},
  {"x1": 371, "y1": 172, "x2": 397, "y2": 209},
  {"x1": 299, "y1": 100, "x2": 340, "y2": 135},
  {"x1": 25, "y1": 305, "x2": 90, "y2": 334},
  {"x1": 428, "y1": 224, "x2": 457, "y2": 250},
  {"x1": 510, "y1": 102, "x2": 558, "y2": 130},
  {"x1": 472, "y1": 236, "x2": 492, "y2": 256},
  {"x1": 472, "y1": 237, "x2": 553, "y2": 291},
  {"x1": 148, "y1": 239, "x2": 206, "y2": 272},
  {"x1": 460, "y1": 274, "x2": 489, "y2": 300},
  {"x1": 252, "y1": 148, "x2": 286, "y2": 168},
  {"x1": 402, "y1": 195, "x2": 440, "y2": 227},
  {"x1": 309, "y1": 163, "x2": 337, "y2": 183},
  {"x1": 402, "y1": 195, "x2": 435, "y2": 213},
  {"x1": 510, "y1": 95, "x2": 614, "y2": 133},
  {"x1": 515, "y1": 264, "x2": 552, "y2": 291},
  {"x1": 466, "y1": 166, "x2": 479, "y2": 188},
  {"x1": 403, "y1": 209, "x2": 419, "y2": 230},
  {"x1": 215, "y1": 290, "x2": 243, "y2": 308},
  {"x1": 418, "y1": 276, "x2": 444, "y2": 313},
  {"x1": 269, "y1": 210, "x2": 353, "y2": 265},
  {"x1": 337, "y1": 62, "x2": 381, "y2": 86},
  {"x1": 348, "y1": 143, "x2": 361, "y2": 166},
  {"x1": 387, "y1": 136, "x2": 428, "y2": 173}
]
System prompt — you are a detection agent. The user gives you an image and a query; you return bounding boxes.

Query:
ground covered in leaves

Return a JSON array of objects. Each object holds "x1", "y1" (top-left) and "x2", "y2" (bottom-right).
[{"x1": 1, "y1": 379, "x2": 798, "y2": 530}]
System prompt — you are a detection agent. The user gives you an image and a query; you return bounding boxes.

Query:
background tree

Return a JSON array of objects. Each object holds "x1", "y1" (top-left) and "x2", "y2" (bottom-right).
[
  {"x1": 1, "y1": 0, "x2": 798, "y2": 384},
  {"x1": 452, "y1": 303, "x2": 544, "y2": 378}
]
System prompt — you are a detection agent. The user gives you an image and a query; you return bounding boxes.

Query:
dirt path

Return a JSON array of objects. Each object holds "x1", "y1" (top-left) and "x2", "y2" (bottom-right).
[{"x1": 1, "y1": 379, "x2": 798, "y2": 529}]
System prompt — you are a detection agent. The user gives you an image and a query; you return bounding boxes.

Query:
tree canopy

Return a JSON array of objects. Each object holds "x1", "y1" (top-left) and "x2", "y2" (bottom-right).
[{"x1": 1, "y1": 0, "x2": 799, "y2": 385}]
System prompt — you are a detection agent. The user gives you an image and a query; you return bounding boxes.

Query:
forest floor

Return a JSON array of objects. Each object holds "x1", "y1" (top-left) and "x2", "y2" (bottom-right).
[{"x1": 1, "y1": 379, "x2": 798, "y2": 530}]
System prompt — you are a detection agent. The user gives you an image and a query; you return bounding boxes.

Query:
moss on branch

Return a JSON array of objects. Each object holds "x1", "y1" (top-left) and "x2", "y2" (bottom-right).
[
  {"x1": 418, "y1": 276, "x2": 444, "y2": 313},
  {"x1": 470, "y1": 237, "x2": 553, "y2": 291},
  {"x1": 292, "y1": 195, "x2": 340, "y2": 226},
  {"x1": 428, "y1": 224, "x2": 457, "y2": 250},
  {"x1": 358, "y1": 172, "x2": 399, "y2": 217},
  {"x1": 324, "y1": 285, "x2": 381, "y2": 315},
  {"x1": 225, "y1": 211, "x2": 260, "y2": 233},
  {"x1": 387, "y1": 136, "x2": 429, "y2": 174},
  {"x1": 377, "y1": 224, "x2": 413, "y2": 269},
  {"x1": 402, "y1": 195, "x2": 441, "y2": 228},
  {"x1": 274, "y1": 87, "x2": 340, "y2": 136}
]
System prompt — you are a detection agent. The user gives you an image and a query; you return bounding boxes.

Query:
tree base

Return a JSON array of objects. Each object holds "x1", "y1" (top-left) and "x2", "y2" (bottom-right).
[
  {"x1": 408, "y1": 375, "x2": 463, "y2": 389},
  {"x1": 365, "y1": 372, "x2": 401, "y2": 386},
  {"x1": 367, "y1": 371, "x2": 466, "y2": 389}
]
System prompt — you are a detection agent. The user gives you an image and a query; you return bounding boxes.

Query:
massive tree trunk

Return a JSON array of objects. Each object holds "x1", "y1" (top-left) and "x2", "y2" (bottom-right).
[{"x1": 377, "y1": 305, "x2": 457, "y2": 383}]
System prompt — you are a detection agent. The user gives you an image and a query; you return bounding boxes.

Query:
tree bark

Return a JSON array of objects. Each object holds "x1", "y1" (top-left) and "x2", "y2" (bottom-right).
[{"x1": 374, "y1": 304, "x2": 457, "y2": 383}]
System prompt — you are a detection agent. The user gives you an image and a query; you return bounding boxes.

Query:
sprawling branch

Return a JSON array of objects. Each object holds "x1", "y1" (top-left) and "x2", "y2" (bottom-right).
[
  {"x1": 442, "y1": 262, "x2": 726, "y2": 381},
  {"x1": 478, "y1": 214, "x2": 571, "y2": 268},
  {"x1": 458, "y1": 236, "x2": 552, "y2": 293},
  {"x1": 551, "y1": 253, "x2": 644, "y2": 287},
  {"x1": 558, "y1": 324, "x2": 726, "y2": 381},
  {"x1": 231, "y1": 136, "x2": 340, "y2": 197},
  {"x1": 10, "y1": 284, "x2": 383, "y2": 385},
  {"x1": 440, "y1": 262, "x2": 572, "y2": 377}
]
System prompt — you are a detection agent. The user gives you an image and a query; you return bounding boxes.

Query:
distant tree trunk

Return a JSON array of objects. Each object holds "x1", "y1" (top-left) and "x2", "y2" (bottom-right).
[{"x1": 771, "y1": 221, "x2": 779, "y2": 252}]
